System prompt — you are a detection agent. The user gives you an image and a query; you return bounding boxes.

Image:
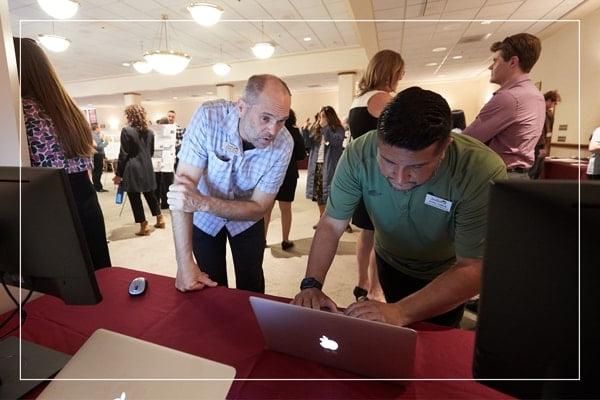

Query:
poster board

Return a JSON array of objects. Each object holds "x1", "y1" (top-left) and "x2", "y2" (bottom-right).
[{"x1": 152, "y1": 124, "x2": 177, "y2": 172}]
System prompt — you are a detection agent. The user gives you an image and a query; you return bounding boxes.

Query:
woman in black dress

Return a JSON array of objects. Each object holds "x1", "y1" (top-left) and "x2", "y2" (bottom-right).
[{"x1": 113, "y1": 105, "x2": 165, "y2": 236}]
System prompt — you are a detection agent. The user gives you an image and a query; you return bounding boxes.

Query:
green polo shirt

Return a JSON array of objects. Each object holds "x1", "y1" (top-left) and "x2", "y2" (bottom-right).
[{"x1": 326, "y1": 131, "x2": 507, "y2": 280}]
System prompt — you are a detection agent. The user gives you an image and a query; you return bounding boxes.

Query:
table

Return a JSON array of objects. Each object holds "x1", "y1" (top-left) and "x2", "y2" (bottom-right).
[
  {"x1": 7, "y1": 267, "x2": 508, "y2": 399},
  {"x1": 541, "y1": 158, "x2": 589, "y2": 180}
]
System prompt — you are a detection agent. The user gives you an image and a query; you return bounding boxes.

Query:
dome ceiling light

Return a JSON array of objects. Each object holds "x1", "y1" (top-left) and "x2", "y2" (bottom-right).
[
  {"x1": 188, "y1": 2, "x2": 224, "y2": 26},
  {"x1": 37, "y1": 0, "x2": 79, "y2": 19}
]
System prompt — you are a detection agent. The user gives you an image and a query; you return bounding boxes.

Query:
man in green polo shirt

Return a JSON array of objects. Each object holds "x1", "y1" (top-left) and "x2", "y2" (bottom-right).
[{"x1": 292, "y1": 87, "x2": 507, "y2": 327}]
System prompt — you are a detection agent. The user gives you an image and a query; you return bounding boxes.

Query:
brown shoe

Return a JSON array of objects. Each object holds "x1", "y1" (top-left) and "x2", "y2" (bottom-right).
[
  {"x1": 135, "y1": 221, "x2": 151, "y2": 236},
  {"x1": 154, "y1": 214, "x2": 165, "y2": 229}
]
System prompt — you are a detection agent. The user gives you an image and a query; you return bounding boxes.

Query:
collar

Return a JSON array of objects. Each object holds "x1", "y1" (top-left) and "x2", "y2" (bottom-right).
[
  {"x1": 497, "y1": 74, "x2": 530, "y2": 93},
  {"x1": 220, "y1": 102, "x2": 243, "y2": 154}
]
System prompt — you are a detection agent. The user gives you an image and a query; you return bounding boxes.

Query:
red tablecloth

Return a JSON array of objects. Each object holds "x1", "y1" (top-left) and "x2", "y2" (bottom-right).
[
  {"x1": 7, "y1": 267, "x2": 508, "y2": 399},
  {"x1": 541, "y1": 158, "x2": 588, "y2": 180}
]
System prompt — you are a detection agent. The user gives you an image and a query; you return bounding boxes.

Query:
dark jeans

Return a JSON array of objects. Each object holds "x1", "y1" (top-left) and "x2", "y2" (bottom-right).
[
  {"x1": 375, "y1": 253, "x2": 465, "y2": 327},
  {"x1": 68, "y1": 171, "x2": 111, "y2": 270},
  {"x1": 587, "y1": 174, "x2": 600, "y2": 180},
  {"x1": 154, "y1": 172, "x2": 174, "y2": 209},
  {"x1": 128, "y1": 191, "x2": 160, "y2": 223},
  {"x1": 92, "y1": 153, "x2": 104, "y2": 190},
  {"x1": 192, "y1": 221, "x2": 266, "y2": 293}
]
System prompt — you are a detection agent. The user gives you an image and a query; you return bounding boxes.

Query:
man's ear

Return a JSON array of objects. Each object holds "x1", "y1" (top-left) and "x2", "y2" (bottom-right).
[
  {"x1": 509, "y1": 55, "x2": 520, "y2": 70},
  {"x1": 237, "y1": 99, "x2": 248, "y2": 117}
]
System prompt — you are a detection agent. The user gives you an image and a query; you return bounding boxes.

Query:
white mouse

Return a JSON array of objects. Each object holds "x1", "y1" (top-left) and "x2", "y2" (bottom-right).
[{"x1": 128, "y1": 277, "x2": 147, "y2": 296}]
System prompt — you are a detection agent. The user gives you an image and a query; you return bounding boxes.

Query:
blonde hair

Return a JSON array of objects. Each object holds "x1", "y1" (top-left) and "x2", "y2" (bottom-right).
[
  {"x1": 357, "y1": 50, "x2": 405, "y2": 97},
  {"x1": 14, "y1": 37, "x2": 94, "y2": 158},
  {"x1": 124, "y1": 105, "x2": 148, "y2": 133}
]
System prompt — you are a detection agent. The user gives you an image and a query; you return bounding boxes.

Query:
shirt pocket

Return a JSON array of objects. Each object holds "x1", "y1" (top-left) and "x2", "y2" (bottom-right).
[{"x1": 206, "y1": 151, "x2": 233, "y2": 198}]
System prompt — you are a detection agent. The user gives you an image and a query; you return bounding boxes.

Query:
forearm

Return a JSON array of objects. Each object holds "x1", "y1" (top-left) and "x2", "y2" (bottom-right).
[
  {"x1": 171, "y1": 210, "x2": 196, "y2": 269},
  {"x1": 199, "y1": 195, "x2": 271, "y2": 221},
  {"x1": 393, "y1": 259, "x2": 482, "y2": 325},
  {"x1": 305, "y1": 216, "x2": 347, "y2": 283}
]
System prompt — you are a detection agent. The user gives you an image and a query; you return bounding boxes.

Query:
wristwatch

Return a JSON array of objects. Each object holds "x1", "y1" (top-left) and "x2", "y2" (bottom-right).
[{"x1": 300, "y1": 277, "x2": 323, "y2": 291}]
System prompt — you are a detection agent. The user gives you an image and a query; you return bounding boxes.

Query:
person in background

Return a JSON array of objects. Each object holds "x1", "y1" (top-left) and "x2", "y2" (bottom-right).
[
  {"x1": 14, "y1": 37, "x2": 111, "y2": 270},
  {"x1": 113, "y1": 105, "x2": 165, "y2": 236},
  {"x1": 463, "y1": 33, "x2": 545, "y2": 180},
  {"x1": 451, "y1": 110, "x2": 467, "y2": 133},
  {"x1": 167, "y1": 74, "x2": 293, "y2": 294},
  {"x1": 169, "y1": 110, "x2": 186, "y2": 174},
  {"x1": 305, "y1": 106, "x2": 346, "y2": 230},
  {"x1": 91, "y1": 122, "x2": 109, "y2": 192},
  {"x1": 154, "y1": 116, "x2": 174, "y2": 209},
  {"x1": 292, "y1": 87, "x2": 507, "y2": 328},
  {"x1": 529, "y1": 90, "x2": 561, "y2": 179},
  {"x1": 264, "y1": 109, "x2": 306, "y2": 251},
  {"x1": 347, "y1": 49, "x2": 405, "y2": 302},
  {"x1": 587, "y1": 126, "x2": 600, "y2": 180}
]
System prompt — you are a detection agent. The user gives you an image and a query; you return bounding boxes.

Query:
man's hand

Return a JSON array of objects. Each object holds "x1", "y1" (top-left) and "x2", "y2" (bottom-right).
[
  {"x1": 291, "y1": 288, "x2": 339, "y2": 312},
  {"x1": 344, "y1": 300, "x2": 408, "y2": 326},
  {"x1": 168, "y1": 174, "x2": 208, "y2": 213},
  {"x1": 112, "y1": 175, "x2": 122, "y2": 185},
  {"x1": 175, "y1": 260, "x2": 217, "y2": 292}
]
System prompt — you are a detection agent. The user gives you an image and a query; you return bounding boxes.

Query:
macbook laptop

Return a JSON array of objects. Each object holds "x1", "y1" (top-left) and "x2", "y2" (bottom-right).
[
  {"x1": 37, "y1": 329, "x2": 236, "y2": 400},
  {"x1": 249, "y1": 296, "x2": 417, "y2": 379}
]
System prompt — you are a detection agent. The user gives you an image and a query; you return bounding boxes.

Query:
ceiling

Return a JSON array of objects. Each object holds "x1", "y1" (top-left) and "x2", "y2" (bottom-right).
[{"x1": 8, "y1": 0, "x2": 591, "y2": 105}]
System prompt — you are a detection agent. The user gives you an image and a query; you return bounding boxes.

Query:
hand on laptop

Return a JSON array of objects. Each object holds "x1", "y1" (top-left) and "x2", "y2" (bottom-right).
[
  {"x1": 291, "y1": 288, "x2": 339, "y2": 312},
  {"x1": 344, "y1": 300, "x2": 407, "y2": 326},
  {"x1": 175, "y1": 260, "x2": 218, "y2": 292}
]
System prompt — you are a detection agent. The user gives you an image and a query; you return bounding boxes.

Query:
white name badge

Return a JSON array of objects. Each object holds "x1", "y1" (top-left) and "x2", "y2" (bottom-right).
[
  {"x1": 424, "y1": 194, "x2": 453, "y2": 212},
  {"x1": 223, "y1": 142, "x2": 240, "y2": 155}
]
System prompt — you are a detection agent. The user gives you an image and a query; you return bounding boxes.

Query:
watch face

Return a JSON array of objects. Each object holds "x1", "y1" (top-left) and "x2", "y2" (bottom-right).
[{"x1": 301, "y1": 277, "x2": 322, "y2": 290}]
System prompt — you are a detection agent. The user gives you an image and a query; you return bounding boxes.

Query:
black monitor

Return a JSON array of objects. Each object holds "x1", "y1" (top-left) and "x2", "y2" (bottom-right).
[
  {"x1": 473, "y1": 180, "x2": 598, "y2": 398},
  {"x1": 0, "y1": 166, "x2": 101, "y2": 305}
]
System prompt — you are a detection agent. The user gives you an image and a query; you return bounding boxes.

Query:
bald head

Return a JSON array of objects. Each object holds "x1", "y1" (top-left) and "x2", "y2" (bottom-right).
[{"x1": 242, "y1": 74, "x2": 291, "y2": 105}]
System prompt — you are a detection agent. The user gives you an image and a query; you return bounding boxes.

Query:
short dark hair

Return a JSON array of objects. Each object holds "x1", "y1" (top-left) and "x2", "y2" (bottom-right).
[
  {"x1": 90, "y1": 122, "x2": 99, "y2": 130},
  {"x1": 285, "y1": 109, "x2": 297, "y2": 130},
  {"x1": 242, "y1": 74, "x2": 291, "y2": 104},
  {"x1": 490, "y1": 33, "x2": 541, "y2": 73},
  {"x1": 544, "y1": 90, "x2": 561, "y2": 102},
  {"x1": 168, "y1": 110, "x2": 175, "y2": 114},
  {"x1": 451, "y1": 109, "x2": 466, "y2": 130},
  {"x1": 377, "y1": 87, "x2": 451, "y2": 151}
]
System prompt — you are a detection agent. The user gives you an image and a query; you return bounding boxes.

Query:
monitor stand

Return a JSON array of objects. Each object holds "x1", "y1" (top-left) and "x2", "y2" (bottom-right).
[{"x1": 0, "y1": 336, "x2": 70, "y2": 399}]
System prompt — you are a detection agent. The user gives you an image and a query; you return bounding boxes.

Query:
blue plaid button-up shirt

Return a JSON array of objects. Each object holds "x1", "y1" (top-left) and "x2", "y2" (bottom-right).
[{"x1": 178, "y1": 100, "x2": 293, "y2": 236}]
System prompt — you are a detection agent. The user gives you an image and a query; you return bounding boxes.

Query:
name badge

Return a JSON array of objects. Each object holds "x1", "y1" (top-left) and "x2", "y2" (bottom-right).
[
  {"x1": 223, "y1": 142, "x2": 240, "y2": 155},
  {"x1": 424, "y1": 194, "x2": 452, "y2": 212}
]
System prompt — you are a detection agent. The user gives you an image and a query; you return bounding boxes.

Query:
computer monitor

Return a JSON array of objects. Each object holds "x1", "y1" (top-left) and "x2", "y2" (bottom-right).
[
  {"x1": 0, "y1": 166, "x2": 102, "y2": 305},
  {"x1": 473, "y1": 180, "x2": 598, "y2": 398}
]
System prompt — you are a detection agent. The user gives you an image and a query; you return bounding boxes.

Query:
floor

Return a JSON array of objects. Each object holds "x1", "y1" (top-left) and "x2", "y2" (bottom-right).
[{"x1": 97, "y1": 169, "x2": 476, "y2": 329}]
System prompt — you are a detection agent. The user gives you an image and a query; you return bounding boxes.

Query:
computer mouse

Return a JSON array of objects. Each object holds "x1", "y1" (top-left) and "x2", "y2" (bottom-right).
[{"x1": 128, "y1": 277, "x2": 147, "y2": 296}]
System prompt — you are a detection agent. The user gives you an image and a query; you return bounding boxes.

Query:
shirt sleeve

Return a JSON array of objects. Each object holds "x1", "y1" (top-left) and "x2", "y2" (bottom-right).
[
  {"x1": 324, "y1": 144, "x2": 362, "y2": 221},
  {"x1": 454, "y1": 164, "x2": 508, "y2": 259},
  {"x1": 463, "y1": 91, "x2": 517, "y2": 144},
  {"x1": 177, "y1": 106, "x2": 209, "y2": 170}
]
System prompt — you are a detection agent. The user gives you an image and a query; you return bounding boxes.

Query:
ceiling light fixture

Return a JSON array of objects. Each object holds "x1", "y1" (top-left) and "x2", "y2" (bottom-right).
[
  {"x1": 303, "y1": 37, "x2": 312, "y2": 42},
  {"x1": 212, "y1": 44, "x2": 231, "y2": 76},
  {"x1": 132, "y1": 60, "x2": 152, "y2": 74},
  {"x1": 452, "y1": 55, "x2": 463, "y2": 60},
  {"x1": 37, "y1": 34, "x2": 70, "y2": 52},
  {"x1": 144, "y1": 15, "x2": 191, "y2": 75},
  {"x1": 188, "y1": 2, "x2": 224, "y2": 27},
  {"x1": 481, "y1": 20, "x2": 493, "y2": 25},
  {"x1": 37, "y1": 0, "x2": 79, "y2": 19},
  {"x1": 425, "y1": 62, "x2": 438, "y2": 67},
  {"x1": 432, "y1": 47, "x2": 447, "y2": 52},
  {"x1": 252, "y1": 21, "x2": 275, "y2": 59},
  {"x1": 122, "y1": 62, "x2": 131, "y2": 67}
]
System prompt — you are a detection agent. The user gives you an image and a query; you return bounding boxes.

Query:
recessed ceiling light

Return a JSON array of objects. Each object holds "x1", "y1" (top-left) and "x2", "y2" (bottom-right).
[
  {"x1": 452, "y1": 55, "x2": 463, "y2": 60},
  {"x1": 206, "y1": 91, "x2": 213, "y2": 95},
  {"x1": 172, "y1": 96, "x2": 178, "y2": 100},
  {"x1": 432, "y1": 47, "x2": 447, "y2": 52},
  {"x1": 484, "y1": 33, "x2": 492, "y2": 40},
  {"x1": 303, "y1": 37, "x2": 312, "y2": 42},
  {"x1": 122, "y1": 62, "x2": 131, "y2": 67},
  {"x1": 425, "y1": 62, "x2": 438, "y2": 67},
  {"x1": 481, "y1": 20, "x2": 493, "y2": 25}
]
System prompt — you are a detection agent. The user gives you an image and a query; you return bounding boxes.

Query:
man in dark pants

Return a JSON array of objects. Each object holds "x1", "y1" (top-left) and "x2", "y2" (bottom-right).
[
  {"x1": 292, "y1": 87, "x2": 507, "y2": 327},
  {"x1": 167, "y1": 75, "x2": 293, "y2": 294},
  {"x1": 91, "y1": 122, "x2": 108, "y2": 192}
]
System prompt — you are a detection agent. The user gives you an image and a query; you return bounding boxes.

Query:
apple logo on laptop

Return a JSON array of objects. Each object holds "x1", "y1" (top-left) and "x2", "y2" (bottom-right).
[
  {"x1": 319, "y1": 335, "x2": 339, "y2": 351},
  {"x1": 113, "y1": 392, "x2": 126, "y2": 400}
]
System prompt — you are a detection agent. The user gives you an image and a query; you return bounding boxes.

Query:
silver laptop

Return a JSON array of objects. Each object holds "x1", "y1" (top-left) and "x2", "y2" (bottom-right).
[
  {"x1": 249, "y1": 296, "x2": 417, "y2": 379},
  {"x1": 38, "y1": 329, "x2": 236, "y2": 400}
]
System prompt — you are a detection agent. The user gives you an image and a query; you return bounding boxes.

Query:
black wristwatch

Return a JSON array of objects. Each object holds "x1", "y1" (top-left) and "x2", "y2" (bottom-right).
[{"x1": 300, "y1": 277, "x2": 323, "y2": 291}]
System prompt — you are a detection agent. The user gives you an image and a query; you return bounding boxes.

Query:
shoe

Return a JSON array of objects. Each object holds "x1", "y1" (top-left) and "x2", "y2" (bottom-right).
[
  {"x1": 312, "y1": 223, "x2": 318, "y2": 229},
  {"x1": 281, "y1": 240, "x2": 294, "y2": 251},
  {"x1": 345, "y1": 225, "x2": 353, "y2": 233},
  {"x1": 353, "y1": 286, "x2": 368, "y2": 302},
  {"x1": 135, "y1": 221, "x2": 151, "y2": 236},
  {"x1": 96, "y1": 188, "x2": 108, "y2": 192},
  {"x1": 154, "y1": 214, "x2": 165, "y2": 229}
]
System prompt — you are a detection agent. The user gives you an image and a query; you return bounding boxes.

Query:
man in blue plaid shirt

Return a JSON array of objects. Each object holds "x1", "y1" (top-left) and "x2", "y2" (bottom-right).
[{"x1": 168, "y1": 75, "x2": 293, "y2": 293}]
